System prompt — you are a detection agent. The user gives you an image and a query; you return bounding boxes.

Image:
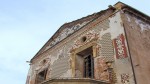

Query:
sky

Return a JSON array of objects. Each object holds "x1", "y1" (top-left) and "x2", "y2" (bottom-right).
[{"x1": 0, "y1": 0, "x2": 149, "y2": 84}]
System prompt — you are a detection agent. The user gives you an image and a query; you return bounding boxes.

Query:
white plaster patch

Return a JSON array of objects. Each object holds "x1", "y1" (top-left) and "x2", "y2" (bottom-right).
[
  {"x1": 98, "y1": 12, "x2": 135, "y2": 84},
  {"x1": 51, "y1": 55, "x2": 58, "y2": 65},
  {"x1": 27, "y1": 65, "x2": 35, "y2": 81},
  {"x1": 115, "y1": 58, "x2": 134, "y2": 84},
  {"x1": 109, "y1": 12, "x2": 125, "y2": 39},
  {"x1": 134, "y1": 17, "x2": 150, "y2": 32},
  {"x1": 99, "y1": 28, "x2": 110, "y2": 39},
  {"x1": 59, "y1": 69, "x2": 72, "y2": 78},
  {"x1": 99, "y1": 12, "x2": 125, "y2": 40},
  {"x1": 125, "y1": 13, "x2": 131, "y2": 22}
]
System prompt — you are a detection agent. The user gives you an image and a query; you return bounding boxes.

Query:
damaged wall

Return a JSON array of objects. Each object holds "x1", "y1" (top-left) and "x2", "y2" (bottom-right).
[
  {"x1": 26, "y1": 9, "x2": 137, "y2": 84},
  {"x1": 93, "y1": 12, "x2": 135, "y2": 84},
  {"x1": 26, "y1": 9, "x2": 115, "y2": 84},
  {"x1": 122, "y1": 11, "x2": 150, "y2": 84}
]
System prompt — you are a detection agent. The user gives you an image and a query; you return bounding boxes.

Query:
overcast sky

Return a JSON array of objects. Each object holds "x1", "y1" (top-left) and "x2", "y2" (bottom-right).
[{"x1": 0, "y1": 0, "x2": 149, "y2": 84}]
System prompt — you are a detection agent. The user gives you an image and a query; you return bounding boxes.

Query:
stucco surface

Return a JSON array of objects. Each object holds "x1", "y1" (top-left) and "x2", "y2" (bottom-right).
[{"x1": 123, "y1": 12, "x2": 150, "y2": 84}]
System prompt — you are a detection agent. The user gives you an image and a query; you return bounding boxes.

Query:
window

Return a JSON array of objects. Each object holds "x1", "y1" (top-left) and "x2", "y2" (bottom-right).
[
  {"x1": 36, "y1": 69, "x2": 48, "y2": 84},
  {"x1": 84, "y1": 55, "x2": 94, "y2": 78},
  {"x1": 76, "y1": 47, "x2": 94, "y2": 78}
]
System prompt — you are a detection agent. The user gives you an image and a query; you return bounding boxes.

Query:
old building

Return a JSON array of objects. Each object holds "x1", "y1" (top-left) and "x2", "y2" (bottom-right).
[{"x1": 26, "y1": 2, "x2": 150, "y2": 84}]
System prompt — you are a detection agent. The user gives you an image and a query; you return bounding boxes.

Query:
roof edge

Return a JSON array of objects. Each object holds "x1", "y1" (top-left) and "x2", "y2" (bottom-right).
[
  {"x1": 30, "y1": 8, "x2": 112, "y2": 63},
  {"x1": 30, "y1": 2, "x2": 150, "y2": 63},
  {"x1": 114, "y1": 1, "x2": 150, "y2": 22}
]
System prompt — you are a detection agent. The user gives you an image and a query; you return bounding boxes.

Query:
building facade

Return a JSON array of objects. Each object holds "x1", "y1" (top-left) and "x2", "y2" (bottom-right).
[{"x1": 26, "y1": 2, "x2": 150, "y2": 84}]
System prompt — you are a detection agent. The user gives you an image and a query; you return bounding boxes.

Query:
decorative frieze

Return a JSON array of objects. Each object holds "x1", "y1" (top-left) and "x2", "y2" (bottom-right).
[{"x1": 44, "y1": 21, "x2": 90, "y2": 52}]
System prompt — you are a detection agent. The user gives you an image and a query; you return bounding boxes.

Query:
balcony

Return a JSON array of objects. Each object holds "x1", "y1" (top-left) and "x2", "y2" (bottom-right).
[{"x1": 41, "y1": 78, "x2": 109, "y2": 84}]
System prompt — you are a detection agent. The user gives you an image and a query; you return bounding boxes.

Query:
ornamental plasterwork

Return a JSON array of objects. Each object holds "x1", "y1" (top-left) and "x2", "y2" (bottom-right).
[
  {"x1": 72, "y1": 30, "x2": 99, "y2": 49},
  {"x1": 44, "y1": 21, "x2": 90, "y2": 52},
  {"x1": 35, "y1": 57, "x2": 51, "y2": 72}
]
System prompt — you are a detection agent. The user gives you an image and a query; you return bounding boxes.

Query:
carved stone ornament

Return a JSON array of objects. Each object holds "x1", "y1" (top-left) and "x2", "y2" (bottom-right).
[{"x1": 72, "y1": 30, "x2": 99, "y2": 50}]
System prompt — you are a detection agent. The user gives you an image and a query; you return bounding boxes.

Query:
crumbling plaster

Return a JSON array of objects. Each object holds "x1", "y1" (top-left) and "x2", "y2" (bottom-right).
[
  {"x1": 122, "y1": 11, "x2": 150, "y2": 84},
  {"x1": 27, "y1": 10, "x2": 137, "y2": 84}
]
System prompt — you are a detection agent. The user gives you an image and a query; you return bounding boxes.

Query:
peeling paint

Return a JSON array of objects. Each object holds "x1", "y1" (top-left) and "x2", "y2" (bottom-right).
[
  {"x1": 125, "y1": 13, "x2": 131, "y2": 22},
  {"x1": 99, "y1": 12, "x2": 125, "y2": 40},
  {"x1": 27, "y1": 9, "x2": 139, "y2": 84},
  {"x1": 134, "y1": 17, "x2": 150, "y2": 32},
  {"x1": 60, "y1": 69, "x2": 72, "y2": 78},
  {"x1": 109, "y1": 12, "x2": 125, "y2": 39}
]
